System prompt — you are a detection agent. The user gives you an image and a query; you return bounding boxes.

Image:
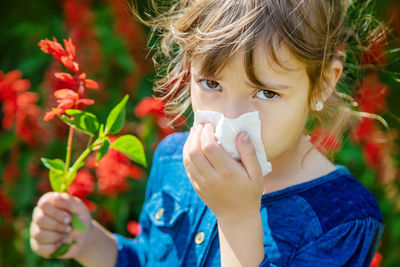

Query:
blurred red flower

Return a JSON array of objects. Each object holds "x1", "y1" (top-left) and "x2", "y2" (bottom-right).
[
  {"x1": 0, "y1": 70, "x2": 43, "y2": 145},
  {"x1": 127, "y1": 220, "x2": 142, "y2": 236},
  {"x1": 135, "y1": 97, "x2": 186, "y2": 139},
  {"x1": 0, "y1": 190, "x2": 13, "y2": 220},
  {"x1": 68, "y1": 169, "x2": 95, "y2": 199},
  {"x1": 370, "y1": 251, "x2": 382, "y2": 267},
  {"x1": 355, "y1": 73, "x2": 388, "y2": 114},
  {"x1": 86, "y1": 147, "x2": 144, "y2": 196},
  {"x1": 362, "y1": 30, "x2": 387, "y2": 65},
  {"x1": 97, "y1": 207, "x2": 115, "y2": 225},
  {"x1": 310, "y1": 127, "x2": 341, "y2": 154},
  {"x1": 135, "y1": 97, "x2": 165, "y2": 119}
]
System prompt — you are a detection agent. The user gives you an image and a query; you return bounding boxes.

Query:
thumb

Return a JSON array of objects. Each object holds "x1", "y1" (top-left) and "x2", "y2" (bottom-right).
[{"x1": 236, "y1": 131, "x2": 262, "y2": 180}]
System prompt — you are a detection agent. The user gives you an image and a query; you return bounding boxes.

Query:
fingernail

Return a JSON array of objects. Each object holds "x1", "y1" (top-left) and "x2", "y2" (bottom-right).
[
  {"x1": 66, "y1": 226, "x2": 72, "y2": 233},
  {"x1": 64, "y1": 216, "x2": 70, "y2": 224},
  {"x1": 241, "y1": 132, "x2": 250, "y2": 143}
]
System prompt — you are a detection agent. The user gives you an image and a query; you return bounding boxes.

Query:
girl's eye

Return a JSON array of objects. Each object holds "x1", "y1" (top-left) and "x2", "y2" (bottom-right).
[
  {"x1": 255, "y1": 90, "x2": 279, "y2": 100},
  {"x1": 199, "y1": 79, "x2": 221, "y2": 91}
]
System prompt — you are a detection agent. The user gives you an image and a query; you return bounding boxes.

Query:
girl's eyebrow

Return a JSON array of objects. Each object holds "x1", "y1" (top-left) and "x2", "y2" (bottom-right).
[{"x1": 245, "y1": 80, "x2": 290, "y2": 91}]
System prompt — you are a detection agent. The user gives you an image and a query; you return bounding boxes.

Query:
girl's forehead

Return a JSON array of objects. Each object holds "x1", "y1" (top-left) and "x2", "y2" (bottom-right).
[{"x1": 191, "y1": 42, "x2": 305, "y2": 78}]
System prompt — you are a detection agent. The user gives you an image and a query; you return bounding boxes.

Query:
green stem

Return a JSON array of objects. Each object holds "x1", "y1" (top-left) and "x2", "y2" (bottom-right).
[
  {"x1": 62, "y1": 126, "x2": 75, "y2": 191},
  {"x1": 64, "y1": 137, "x2": 101, "y2": 186},
  {"x1": 64, "y1": 147, "x2": 91, "y2": 186}
]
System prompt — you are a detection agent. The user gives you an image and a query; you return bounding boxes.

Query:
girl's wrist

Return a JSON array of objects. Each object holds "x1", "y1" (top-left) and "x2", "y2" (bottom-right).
[{"x1": 216, "y1": 210, "x2": 261, "y2": 227}]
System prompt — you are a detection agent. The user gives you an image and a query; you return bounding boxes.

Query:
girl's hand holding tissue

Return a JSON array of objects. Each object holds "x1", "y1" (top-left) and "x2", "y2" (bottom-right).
[{"x1": 183, "y1": 122, "x2": 264, "y2": 222}]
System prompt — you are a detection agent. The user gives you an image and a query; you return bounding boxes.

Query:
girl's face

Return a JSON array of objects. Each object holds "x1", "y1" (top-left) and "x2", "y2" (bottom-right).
[{"x1": 190, "y1": 43, "x2": 311, "y2": 162}]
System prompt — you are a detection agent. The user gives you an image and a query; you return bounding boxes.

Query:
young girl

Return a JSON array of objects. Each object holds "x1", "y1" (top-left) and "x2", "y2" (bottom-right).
[{"x1": 30, "y1": 0, "x2": 384, "y2": 266}]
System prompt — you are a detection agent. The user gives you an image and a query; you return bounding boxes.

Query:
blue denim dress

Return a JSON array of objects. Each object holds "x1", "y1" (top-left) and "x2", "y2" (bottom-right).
[{"x1": 113, "y1": 132, "x2": 384, "y2": 266}]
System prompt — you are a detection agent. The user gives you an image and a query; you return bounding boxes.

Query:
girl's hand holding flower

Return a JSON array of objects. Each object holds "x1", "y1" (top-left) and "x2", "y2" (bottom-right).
[
  {"x1": 30, "y1": 192, "x2": 93, "y2": 259},
  {"x1": 183, "y1": 122, "x2": 264, "y2": 222}
]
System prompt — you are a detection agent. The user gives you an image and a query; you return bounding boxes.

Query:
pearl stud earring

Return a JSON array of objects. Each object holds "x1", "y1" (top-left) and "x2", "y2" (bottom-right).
[{"x1": 315, "y1": 101, "x2": 324, "y2": 111}]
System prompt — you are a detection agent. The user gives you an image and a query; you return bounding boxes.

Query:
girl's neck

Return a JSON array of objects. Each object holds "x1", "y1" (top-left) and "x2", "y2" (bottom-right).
[{"x1": 263, "y1": 135, "x2": 336, "y2": 195}]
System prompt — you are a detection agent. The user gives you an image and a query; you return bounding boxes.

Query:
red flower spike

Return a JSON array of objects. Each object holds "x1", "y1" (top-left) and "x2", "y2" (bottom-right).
[
  {"x1": 38, "y1": 38, "x2": 66, "y2": 61},
  {"x1": 57, "y1": 99, "x2": 75, "y2": 110},
  {"x1": 54, "y1": 72, "x2": 77, "y2": 86},
  {"x1": 38, "y1": 38, "x2": 80, "y2": 72},
  {"x1": 44, "y1": 108, "x2": 65, "y2": 121},
  {"x1": 79, "y1": 73, "x2": 86, "y2": 80},
  {"x1": 54, "y1": 89, "x2": 79, "y2": 100},
  {"x1": 78, "y1": 98, "x2": 95, "y2": 106},
  {"x1": 84, "y1": 79, "x2": 99, "y2": 89},
  {"x1": 64, "y1": 38, "x2": 76, "y2": 60},
  {"x1": 61, "y1": 56, "x2": 80, "y2": 73}
]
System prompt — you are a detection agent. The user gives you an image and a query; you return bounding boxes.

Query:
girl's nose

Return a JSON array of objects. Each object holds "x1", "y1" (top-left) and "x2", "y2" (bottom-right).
[{"x1": 222, "y1": 99, "x2": 251, "y2": 119}]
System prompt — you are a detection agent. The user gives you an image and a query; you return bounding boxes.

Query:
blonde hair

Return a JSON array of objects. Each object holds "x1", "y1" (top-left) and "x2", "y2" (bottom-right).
[{"x1": 131, "y1": 0, "x2": 386, "y2": 155}]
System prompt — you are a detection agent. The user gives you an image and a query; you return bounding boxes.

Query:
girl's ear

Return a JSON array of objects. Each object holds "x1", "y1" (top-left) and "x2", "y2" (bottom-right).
[{"x1": 310, "y1": 57, "x2": 343, "y2": 111}]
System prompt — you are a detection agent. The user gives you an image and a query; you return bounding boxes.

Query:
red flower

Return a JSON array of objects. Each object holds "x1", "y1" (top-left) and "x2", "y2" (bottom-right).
[
  {"x1": 355, "y1": 74, "x2": 388, "y2": 114},
  {"x1": 54, "y1": 72, "x2": 77, "y2": 87},
  {"x1": 44, "y1": 88, "x2": 94, "y2": 121},
  {"x1": 38, "y1": 37, "x2": 79, "y2": 73},
  {"x1": 134, "y1": 96, "x2": 186, "y2": 140},
  {"x1": 78, "y1": 73, "x2": 99, "y2": 90},
  {"x1": 68, "y1": 169, "x2": 95, "y2": 199},
  {"x1": 97, "y1": 207, "x2": 115, "y2": 225},
  {"x1": 135, "y1": 97, "x2": 165, "y2": 119},
  {"x1": 83, "y1": 200, "x2": 97, "y2": 213},
  {"x1": 86, "y1": 147, "x2": 144, "y2": 196},
  {"x1": 127, "y1": 220, "x2": 142, "y2": 236},
  {"x1": 369, "y1": 251, "x2": 382, "y2": 267},
  {"x1": 363, "y1": 140, "x2": 383, "y2": 169},
  {"x1": 0, "y1": 70, "x2": 43, "y2": 145},
  {"x1": 0, "y1": 190, "x2": 13, "y2": 220},
  {"x1": 40, "y1": 37, "x2": 99, "y2": 122},
  {"x1": 362, "y1": 30, "x2": 387, "y2": 65}
]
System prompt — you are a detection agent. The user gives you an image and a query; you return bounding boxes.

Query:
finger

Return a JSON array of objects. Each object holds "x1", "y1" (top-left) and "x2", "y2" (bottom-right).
[
  {"x1": 30, "y1": 237, "x2": 62, "y2": 258},
  {"x1": 51, "y1": 193, "x2": 88, "y2": 216},
  {"x1": 184, "y1": 126, "x2": 207, "y2": 185},
  {"x1": 188, "y1": 124, "x2": 217, "y2": 178},
  {"x1": 184, "y1": 149, "x2": 206, "y2": 191},
  {"x1": 37, "y1": 202, "x2": 72, "y2": 225},
  {"x1": 33, "y1": 207, "x2": 72, "y2": 233},
  {"x1": 30, "y1": 221, "x2": 67, "y2": 244},
  {"x1": 236, "y1": 131, "x2": 262, "y2": 180},
  {"x1": 200, "y1": 123, "x2": 239, "y2": 174}
]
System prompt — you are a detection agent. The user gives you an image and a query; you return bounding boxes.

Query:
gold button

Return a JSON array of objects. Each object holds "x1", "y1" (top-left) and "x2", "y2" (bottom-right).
[
  {"x1": 195, "y1": 232, "x2": 205, "y2": 244},
  {"x1": 155, "y1": 208, "x2": 164, "y2": 220}
]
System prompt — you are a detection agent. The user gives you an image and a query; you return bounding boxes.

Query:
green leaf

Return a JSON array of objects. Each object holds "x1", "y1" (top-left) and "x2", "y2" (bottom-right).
[
  {"x1": 98, "y1": 123, "x2": 105, "y2": 138},
  {"x1": 111, "y1": 135, "x2": 147, "y2": 167},
  {"x1": 96, "y1": 138, "x2": 110, "y2": 163},
  {"x1": 50, "y1": 241, "x2": 76, "y2": 258},
  {"x1": 49, "y1": 168, "x2": 64, "y2": 192},
  {"x1": 40, "y1": 158, "x2": 64, "y2": 171},
  {"x1": 71, "y1": 213, "x2": 88, "y2": 232},
  {"x1": 60, "y1": 110, "x2": 99, "y2": 136},
  {"x1": 104, "y1": 95, "x2": 129, "y2": 135}
]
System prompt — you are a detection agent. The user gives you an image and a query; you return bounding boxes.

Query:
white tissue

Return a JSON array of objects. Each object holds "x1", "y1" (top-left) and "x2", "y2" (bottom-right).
[{"x1": 193, "y1": 110, "x2": 272, "y2": 176}]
